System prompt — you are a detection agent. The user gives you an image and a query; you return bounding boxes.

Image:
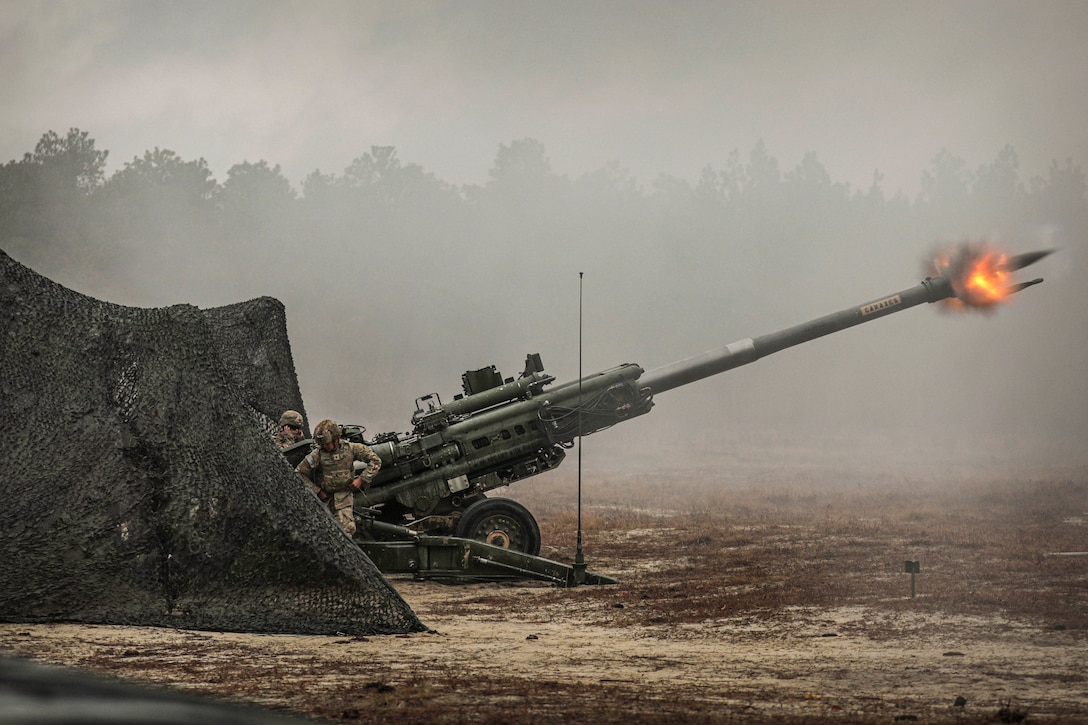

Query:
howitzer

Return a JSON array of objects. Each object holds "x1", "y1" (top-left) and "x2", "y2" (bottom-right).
[{"x1": 284, "y1": 247, "x2": 1049, "y2": 572}]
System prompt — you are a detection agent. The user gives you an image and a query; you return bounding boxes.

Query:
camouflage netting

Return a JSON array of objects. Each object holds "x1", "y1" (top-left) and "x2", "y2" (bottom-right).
[{"x1": 0, "y1": 249, "x2": 426, "y2": 635}]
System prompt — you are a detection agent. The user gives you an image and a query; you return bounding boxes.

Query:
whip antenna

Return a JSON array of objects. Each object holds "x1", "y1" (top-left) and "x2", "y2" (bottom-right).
[{"x1": 573, "y1": 272, "x2": 587, "y2": 584}]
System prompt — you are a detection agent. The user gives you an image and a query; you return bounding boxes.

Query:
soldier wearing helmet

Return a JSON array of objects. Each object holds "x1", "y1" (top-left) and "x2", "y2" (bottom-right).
[
  {"x1": 272, "y1": 410, "x2": 306, "y2": 449},
  {"x1": 295, "y1": 419, "x2": 382, "y2": 536}
]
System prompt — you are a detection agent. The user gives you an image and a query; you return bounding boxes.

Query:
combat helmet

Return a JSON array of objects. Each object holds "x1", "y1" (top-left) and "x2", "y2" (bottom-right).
[
  {"x1": 313, "y1": 419, "x2": 341, "y2": 446},
  {"x1": 278, "y1": 410, "x2": 304, "y2": 428}
]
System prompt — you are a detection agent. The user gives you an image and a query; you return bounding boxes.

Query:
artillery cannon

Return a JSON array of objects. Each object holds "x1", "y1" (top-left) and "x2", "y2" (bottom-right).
[{"x1": 283, "y1": 246, "x2": 1049, "y2": 582}]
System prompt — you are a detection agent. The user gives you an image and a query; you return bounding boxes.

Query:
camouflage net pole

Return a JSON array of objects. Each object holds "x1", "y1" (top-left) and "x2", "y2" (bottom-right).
[{"x1": 0, "y1": 249, "x2": 425, "y2": 635}]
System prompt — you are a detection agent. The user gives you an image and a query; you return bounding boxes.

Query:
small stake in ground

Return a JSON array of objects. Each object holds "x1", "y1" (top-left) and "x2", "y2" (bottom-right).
[{"x1": 904, "y1": 560, "x2": 920, "y2": 598}]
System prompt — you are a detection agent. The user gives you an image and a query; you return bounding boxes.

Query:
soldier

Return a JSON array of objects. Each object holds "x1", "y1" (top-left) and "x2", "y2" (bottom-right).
[
  {"x1": 272, "y1": 410, "x2": 305, "y2": 449},
  {"x1": 295, "y1": 419, "x2": 381, "y2": 536}
]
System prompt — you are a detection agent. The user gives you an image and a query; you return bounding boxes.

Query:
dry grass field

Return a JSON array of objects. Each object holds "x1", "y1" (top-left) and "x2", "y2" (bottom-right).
[{"x1": 3, "y1": 439, "x2": 1087, "y2": 724}]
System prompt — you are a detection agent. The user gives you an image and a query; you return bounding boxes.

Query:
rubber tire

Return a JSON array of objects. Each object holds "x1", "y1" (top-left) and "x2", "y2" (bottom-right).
[{"x1": 454, "y1": 497, "x2": 542, "y2": 556}]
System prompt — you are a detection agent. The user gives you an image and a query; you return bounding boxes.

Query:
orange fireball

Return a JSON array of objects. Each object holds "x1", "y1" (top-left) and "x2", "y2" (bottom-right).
[
  {"x1": 928, "y1": 242, "x2": 1014, "y2": 311},
  {"x1": 958, "y1": 249, "x2": 1011, "y2": 306}
]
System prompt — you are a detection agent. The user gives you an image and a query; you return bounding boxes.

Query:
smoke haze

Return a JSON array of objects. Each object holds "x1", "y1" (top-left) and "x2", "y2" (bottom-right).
[
  {"x1": 5, "y1": 1, "x2": 1088, "y2": 196},
  {"x1": 2, "y1": 0, "x2": 1086, "y2": 481}
]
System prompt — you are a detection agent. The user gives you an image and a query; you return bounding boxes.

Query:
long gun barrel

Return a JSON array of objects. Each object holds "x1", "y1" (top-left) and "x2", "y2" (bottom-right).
[
  {"x1": 642, "y1": 251, "x2": 1048, "y2": 394},
  {"x1": 641, "y1": 275, "x2": 950, "y2": 394}
]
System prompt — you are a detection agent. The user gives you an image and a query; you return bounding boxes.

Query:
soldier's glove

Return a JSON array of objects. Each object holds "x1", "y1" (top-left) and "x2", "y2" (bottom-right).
[
  {"x1": 317, "y1": 489, "x2": 330, "y2": 501},
  {"x1": 349, "y1": 477, "x2": 364, "y2": 492}
]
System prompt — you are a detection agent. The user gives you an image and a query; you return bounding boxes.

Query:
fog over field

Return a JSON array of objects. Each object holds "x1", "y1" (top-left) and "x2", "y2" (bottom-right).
[{"x1": 3, "y1": 0, "x2": 1086, "y2": 479}]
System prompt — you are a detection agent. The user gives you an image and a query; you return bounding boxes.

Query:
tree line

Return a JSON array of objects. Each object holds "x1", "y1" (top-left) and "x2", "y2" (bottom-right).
[
  {"x1": 4, "y1": 125, "x2": 1085, "y2": 368},
  {"x1": 3, "y1": 128, "x2": 1084, "y2": 269}
]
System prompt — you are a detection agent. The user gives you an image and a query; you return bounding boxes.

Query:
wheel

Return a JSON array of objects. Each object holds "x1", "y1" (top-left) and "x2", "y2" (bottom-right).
[{"x1": 454, "y1": 497, "x2": 541, "y2": 556}]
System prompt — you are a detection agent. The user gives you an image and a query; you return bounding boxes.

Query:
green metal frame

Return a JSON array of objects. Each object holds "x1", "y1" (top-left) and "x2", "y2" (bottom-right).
[{"x1": 357, "y1": 519, "x2": 616, "y2": 585}]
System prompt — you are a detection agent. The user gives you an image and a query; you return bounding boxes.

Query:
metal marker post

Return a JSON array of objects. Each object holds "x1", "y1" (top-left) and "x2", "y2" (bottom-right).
[{"x1": 904, "y1": 560, "x2": 920, "y2": 598}]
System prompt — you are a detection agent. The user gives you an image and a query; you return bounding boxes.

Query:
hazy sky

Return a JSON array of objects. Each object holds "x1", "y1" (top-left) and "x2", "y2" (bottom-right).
[
  {"x1": 3, "y1": 0, "x2": 1086, "y2": 476},
  {"x1": 4, "y1": 0, "x2": 1087, "y2": 196}
]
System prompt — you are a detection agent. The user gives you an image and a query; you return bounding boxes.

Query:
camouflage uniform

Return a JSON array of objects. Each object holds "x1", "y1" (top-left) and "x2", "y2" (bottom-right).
[
  {"x1": 296, "y1": 437, "x2": 381, "y2": 536},
  {"x1": 272, "y1": 429, "x2": 299, "y2": 449},
  {"x1": 272, "y1": 410, "x2": 305, "y2": 450}
]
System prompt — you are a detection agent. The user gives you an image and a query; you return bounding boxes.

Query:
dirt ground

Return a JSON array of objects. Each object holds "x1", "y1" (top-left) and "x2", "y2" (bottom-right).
[{"x1": 3, "y1": 452, "x2": 1088, "y2": 724}]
